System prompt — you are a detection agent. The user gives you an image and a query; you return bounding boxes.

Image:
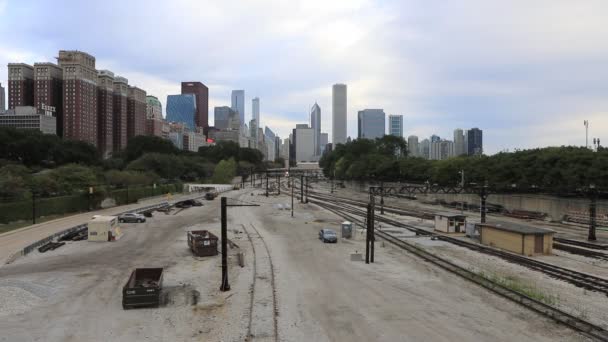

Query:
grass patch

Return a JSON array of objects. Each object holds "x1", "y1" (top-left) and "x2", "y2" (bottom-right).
[
  {"x1": 0, "y1": 214, "x2": 72, "y2": 234},
  {"x1": 477, "y1": 271, "x2": 560, "y2": 306}
]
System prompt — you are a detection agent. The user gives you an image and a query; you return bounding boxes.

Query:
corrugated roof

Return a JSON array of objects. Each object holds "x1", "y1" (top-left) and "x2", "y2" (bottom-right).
[{"x1": 477, "y1": 222, "x2": 554, "y2": 235}]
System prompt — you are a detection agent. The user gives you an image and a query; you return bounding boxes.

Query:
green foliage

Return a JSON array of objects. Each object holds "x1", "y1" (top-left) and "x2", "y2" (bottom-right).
[
  {"x1": 199, "y1": 141, "x2": 264, "y2": 170},
  {"x1": 126, "y1": 153, "x2": 185, "y2": 180},
  {"x1": 48, "y1": 164, "x2": 98, "y2": 193},
  {"x1": 211, "y1": 158, "x2": 237, "y2": 184},
  {"x1": 104, "y1": 170, "x2": 159, "y2": 187},
  {"x1": 123, "y1": 135, "x2": 180, "y2": 161},
  {"x1": 321, "y1": 140, "x2": 608, "y2": 189}
]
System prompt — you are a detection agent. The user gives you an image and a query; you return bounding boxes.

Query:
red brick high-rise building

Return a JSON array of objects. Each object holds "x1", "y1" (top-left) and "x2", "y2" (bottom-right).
[
  {"x1": 112, "y1": 76, "x2": 129, "y2": 152},
  {"x1": 7, "y1": 63, "x2": 34, "y2": 109},
  {"x1": 97, "y1": 70, "x2": 114, "y2": 158},
  {"x1": 127, "y1": 86, "x2": 147, "y2": 140},
  {"x1": 181, "y1": 81, "x2": 208, "y2": 132},
  {"x1": 57, "y1": 50, "x2": 98, "y2": 147},
  {"x1": 34, "y1": 63, "x2": 63, "y2": 136}
]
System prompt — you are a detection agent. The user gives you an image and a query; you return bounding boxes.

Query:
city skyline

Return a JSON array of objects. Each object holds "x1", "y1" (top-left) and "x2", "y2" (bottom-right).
[{"x1": 1, "y1": 1, "x2": 607, "y2": 154}]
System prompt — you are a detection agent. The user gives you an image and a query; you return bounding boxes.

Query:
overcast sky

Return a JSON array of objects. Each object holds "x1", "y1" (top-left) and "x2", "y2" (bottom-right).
[{"x1": 1, "y1": 0, "x2": 607, "y2": 153}]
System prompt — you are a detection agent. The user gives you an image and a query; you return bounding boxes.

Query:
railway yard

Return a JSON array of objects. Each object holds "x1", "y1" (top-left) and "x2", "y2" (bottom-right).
[{"x1": 1, "y1": 179, "x2": 608, "y2": 341}]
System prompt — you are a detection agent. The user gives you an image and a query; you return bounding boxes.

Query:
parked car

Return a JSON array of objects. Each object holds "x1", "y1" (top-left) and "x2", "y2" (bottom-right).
[
  {"x1": 205, "y1": 192, "x2": 216, "y2": 200},
  {"x1": 319, "y1": 228, "x2": 338, "y2": 243},
  {"x1": 118, "y1": 213, "x2": 146, "y2": 223}
]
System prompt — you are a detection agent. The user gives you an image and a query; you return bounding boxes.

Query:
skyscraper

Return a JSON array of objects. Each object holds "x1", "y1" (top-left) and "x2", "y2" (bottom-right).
[
  {"x1": 466, "y1": 128, "x2": 483, "y2": 155},
  {"x1": 320, "y1": 133, "x2": 329, "y2": 155},
  {"x1": 408, "y1": 135, "x2": 419, "y2": 157},
  {"x1": 181, "y1": 82, "x2": 208, "y2": 131},
  {"x1": 388, "y1": 115, "x2": 403, "y2": 137},
  {"x1": 127, "y1": 86, "x2": 147, "y2": 140},
  {"x1": 419, "y1": 139, "x2": 430, "y2": 159},
  {"x1": 58, "y1": 50, "x2": 98, "y2": 147},
  {"x1": 454, "y1": 129, "x2": 466, "y2": 156},
  {"x1": 34, "y1": 63, "x2": 63, "y2": 136},
  {"x1": 430, "y1": 134, "x2": 440, "y2": 143},
  {"x1": 97, "y1": 70, "x2": 114, "y2": 158},
  {"x1": 310, "y1": 102, "x2": 321, "y2": 155},
  {"x1": 332, "y1": 84, "x2": 347, "y2": 145},
  {"x1": 146, "y1": 95, "x2": 163, "y2": 137},
  {"x1": 7, "y1": 63, "x2": 34, "y2": 109},
  {"x1": 430, "y1": 140, "x2": 455, "y2": 160},
  {"x1": 0, "y1": 83, "x2": 5, "y2": 111},
  {"x1": 113, "y1": 76, "x2": 129, "y2": 152},
  {"x1": 214, "y1": 106, "x2": 238, "y2": 130},
  {"x1": 357, "y1": 109, "x2": 385, "y2": 140},
  {"x1": 166, "y1": 94, "x2": 197, "y2": 130},
  {"x1": 252, "y1": 97, "x2": 260, "y2": 126},
  {"x1": 231, "y1": 90, "x2": 245, "y2": 126}
]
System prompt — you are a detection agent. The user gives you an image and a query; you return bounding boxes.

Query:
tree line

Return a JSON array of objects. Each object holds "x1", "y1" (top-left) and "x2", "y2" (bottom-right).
[
  {"x1": 319, "y1": 136, "x2": 608, "y2": 191},
  {"x1": 0, "y1": 127, "x2": 275, "y2": 200}
]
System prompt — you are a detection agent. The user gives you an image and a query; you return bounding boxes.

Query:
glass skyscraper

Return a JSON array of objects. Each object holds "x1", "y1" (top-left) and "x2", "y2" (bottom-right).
[
  {"x1": 388, "y1": 115, "x2": 403, "y2": 137},
  {"x1": 166, "y1": 94, "x2": 197, "y2": 130},
  {"x1": 357, "y1": 109, "x2": 385, "y2": 140}
]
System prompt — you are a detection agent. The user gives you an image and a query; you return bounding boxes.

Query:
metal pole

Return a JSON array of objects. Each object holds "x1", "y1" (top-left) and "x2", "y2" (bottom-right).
[
  {"x1": 480, "y1": 185, "x2": 487, "y2": 224},
  {"x1": 589, "y1": 190, "x2": 597, "y2": 241},
  {"x1": 32, "y1": 192, "x2": 36, "y2": 224},
  {"x1": 370, "y1": 195, "x2": 375, "y2": 263},
  {"x1": 220, "y1": 197, "x2": 230, "y2": 291},
  {"x1": 305, "y1": 176, "x2": 309, "y2": 203},
  {"x1": 300, "y1": 174, "x2": 304, "y2": 202},
  {"x1": 291, "y1": 177, "x2": 294, "y2": 218},
  {"x1": 380, "y1": 181, "x2": 384, "y2": 215},
  {"x1": 266, "y1": 173, "x2": 269, "y2": 197},
  {"x1": 278, "y1": 175, "x2": 281, "y2": 195},
  {"x1": 251, "y1": 169, "x2": 254, "y2": 187},
  {"x1": 365, "y1": 202, "x2": 371, "y2": 264}
]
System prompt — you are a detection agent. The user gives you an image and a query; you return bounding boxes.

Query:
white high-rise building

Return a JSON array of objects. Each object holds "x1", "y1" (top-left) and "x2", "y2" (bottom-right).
[
  {"x1": 454, "y1": 128, "x2": 466, "y2": 156},
  {"x1": 252, "y1": 97, "x2": 260, "y2": 127},
  {"x1": 231, "y1": 90, "x2": 245, "y2": 127},
  {"x1": 332, "y1": 84, "x2": 347, "y2": 145},
  {"x1": 388, "y1": 115, "x2": 403, "y2": 137},
  {"x1": 408, "y1": 135, "x2": 419, "y2": 157},
  {"x1": 419, "y1": 139, "x2": 430, "y2": 159},
  {"x1": 430, "y1": 140, "x2": 455, "y2": 160},
  {"x1": 294, "y1": 124, "x2": 315, "y2": 162},
  {"x1": 310, "y1": 102, "x2": 321, "y2": 156}
]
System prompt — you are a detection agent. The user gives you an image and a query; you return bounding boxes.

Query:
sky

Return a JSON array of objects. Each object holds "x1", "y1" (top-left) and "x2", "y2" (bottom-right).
[{"x1": 1, "y1": 0, "x2": 607, "y2": 154}]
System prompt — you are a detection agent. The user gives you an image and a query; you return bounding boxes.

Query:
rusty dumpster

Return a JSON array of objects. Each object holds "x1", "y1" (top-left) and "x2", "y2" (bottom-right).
[{"x1": 188, "y1": 230, "x2": 219, "y2": 257}]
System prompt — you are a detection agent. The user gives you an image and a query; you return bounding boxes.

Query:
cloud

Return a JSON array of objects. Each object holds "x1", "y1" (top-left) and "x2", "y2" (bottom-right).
[{"x1": 1, "y1": 0, "x2": 607, "y2": 154}]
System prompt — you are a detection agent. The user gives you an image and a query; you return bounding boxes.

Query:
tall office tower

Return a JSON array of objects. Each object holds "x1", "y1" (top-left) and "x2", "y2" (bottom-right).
[
  {"x1": 293, "y1": 124, "x2": 315, "y2": 162},
  {"x1": 214, "y1": 106, "x2": 239, "y2": 130},
  {"x1": 430, "y1": 140, "x2": 455, "y2": 160},
  {"x1": 466, "y1": 127, "x2": 483, "y2": 155},
  {"x1": 33, "y1": 63, "x2": 63, "y2": 136},
  {"x1": 332, "y1": 84, "x2": 347, "y2": 145},
  {"x1": 0, "y1": 83, "x2": 5, "y2": 110},
  {"x1": 252, "y1": 97, "x2": 260, "y2": 126},
  {"x1": 181, "y1": 82, "x2": 208, "y2": 131},
  {"x1": 231, "y1": 90, "x2": 245, "y2": 126},
  {"x1": 57, "y1": 50, "x2": 98, "y2": 146},
  {"x1": 419, "y1": 139, "x2": 430, "y2": 159},
  {"x1": 453, "y1": 129, "x2": 465, "y2": 156},
  {"x1": 112, "y1": 76, "x2": 129, "y2": 152},
  {"x1": 310, "y1": 102, "x2": 321, "y2": 155},
  {"x1": 166, "y1": 94, "x2": 197, "y2": 130},
  {"x1": 97, "y1": 70, "x2": 114, "y2": 158},
  {"x1": 388, "y1": 115, "x2": 403, "y2": 137},
  {"x1": 408, "y1": 135, "x2": 419, "y2": 157},
  {"x1": 430, "y1": 134, "x2": 440, "y2": 143},
  {"x1": 127, "y1": 86, "x2": 147, "y2": 140},
  {"x1": 265, "y1": 127, "x2": 276, "y2": 161},
  {"x1": 357, "y1": 109, "x2": 386, "y2": 140},
  {"x1": 320, "y1": 133, "x2": 329, "y2": 155},
  {"x1": 146, "y1": 95, "x2": 163, "y2": 120},
  {"x1": 7, "y1": 63, "x2": 34, "y2": 109}
]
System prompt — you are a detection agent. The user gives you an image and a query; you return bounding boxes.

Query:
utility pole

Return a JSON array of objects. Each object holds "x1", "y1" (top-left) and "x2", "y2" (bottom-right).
[
  {"x1": 220, "y1": 197, "x2": 259, "y2": 292},
  {"x1": 251, "y1": 169, "x2": 254, "y2": 187},
  {"x1": 300, "y1": 174, "x2": 304, "y2": 202},
  {"x1": 365, "y1": 202, "x2": 371, "y2": 264},
  {"x1": 589, "y1": 186, "x2": 597, "y2": 241},
  {"x1": 265, "y1": 172, "x2": 269, "y2": 197},
  {"x1": 278, "y1": 175, "x2": 281, "y2": 195},
  {"x1": 370, "y1": 195, "x2": 375, "y2": 263},
  {"x1": 220, "y1": 197, "x2": 229, "y2": 291},
  {"x1": 380, "y1": 181, "x2": 385, "y2": 215},
  {"x1": 480, "y1": 184, "x2": 488, "y2": 224},
  {"x1": 305, "y1": 176, "x2": 309, "y2": 203},
  {"x1": 291, "y1": 176, "x2": 294, "y2": 218}
]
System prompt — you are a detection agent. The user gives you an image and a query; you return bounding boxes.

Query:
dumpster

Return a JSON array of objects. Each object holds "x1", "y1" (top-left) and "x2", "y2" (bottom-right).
[
  {"x1": 122, "y1": 268, "x2": 164, "y2": 309},
  {"x1": 188, "y1": 230, "x2": 219, "y2": 257},
  {"x1": 341, "y1": 221, "x2": 353, "y2": 239}
]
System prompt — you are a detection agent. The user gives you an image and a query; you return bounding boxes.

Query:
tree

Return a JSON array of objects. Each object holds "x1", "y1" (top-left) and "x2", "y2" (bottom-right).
[
  {"x1": 124, "y1": 135, "x2": 180, "y2": 161},
  {"x1": 211, "y1": 158, "x2": 237, "y2": 184},
  {"x1": 126, "y1": 153, "x2": 185, "y2": 180}
]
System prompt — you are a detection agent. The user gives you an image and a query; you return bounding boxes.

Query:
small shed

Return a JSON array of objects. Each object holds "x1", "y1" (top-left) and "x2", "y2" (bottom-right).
[
  {"x1": 434, "y1": 213, "x2": 467, "y2": 233},
  {"x1": 477, "y1": 223, "x2": 554, "y2": 256},
  {"x1": 88, "y1": 215, "x2": 121, "y2": 242},
  {"x1": 341, "y1": 221, "x2": 353, "y2": 239}
]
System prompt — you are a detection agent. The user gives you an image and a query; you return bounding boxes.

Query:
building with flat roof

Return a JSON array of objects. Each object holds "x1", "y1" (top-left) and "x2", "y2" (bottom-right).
[
  {"x1": 127, "y1": 86, "x2": 147, "y2": 140},
  {"x1": 34, "y1": 63, "x2": 63, "y2": 137},
  {"x1": 0, "y1": 83, "x2": 5, "y2": 111},
  {"x1": 332, "y1": 84, "x2": 347, "y2": 145},
  {"x1": 466, "y1": 127, "x2": 483, "y2": 155},
  {"x1": 293, "y1": 124, "x2": 315, "y2": 163},
  {"x1": 8, "y1": 63, "x2": 35, "y2": 109},
  {"x1": 358, "y1": 109, "x2": 385, "y2": 140},
  {"x1": 166, "y1": 94, "x2": 196, "y2": 130},
  {"x1": 477, "y1": 222, "x2": 554, "y2": 256},
  {"x1": 58, "y1": 50, "x2": 98, "y2": 147},
  {"x1": 112, "y1": 76, "x2": 129, "y2": 152},
  {"x1": 97, "y1": 70, "x2": 114, "y2": 158},
  {"x1": 0, "y1": 106, "x2": 56, "y2": 134},
  {"x1": 408, "y1": 135, "x2": 419, "y2": 157},
  {"x1": 388, "y1": 115, "x2": 403, "y2": 137},
  {"x1": 181, "y1": 81, "x2": 208, "y2": 131},
  {"x1": 214, "y1": 106, "x2": 239, "y2": 130},
  {"x1": 454, "y1": 128, "x2": 465, "y2": 156}
]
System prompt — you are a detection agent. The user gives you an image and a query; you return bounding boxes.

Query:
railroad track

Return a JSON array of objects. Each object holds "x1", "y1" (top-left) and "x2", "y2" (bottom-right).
[
  {"x1": 241, "y1": 222, "x2": 279, "y2": 342},
  {"x1": 311, "y1": 199, "x2": 608, "y2": 341},
  {"x1": 305, "y1": 193, "x2": 608, "y2": 296}
]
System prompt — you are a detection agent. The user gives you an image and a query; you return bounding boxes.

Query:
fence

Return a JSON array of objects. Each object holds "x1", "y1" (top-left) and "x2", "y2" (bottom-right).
[{"x1": 0, "y1": 183, "x2": 183, "y2": 224}]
